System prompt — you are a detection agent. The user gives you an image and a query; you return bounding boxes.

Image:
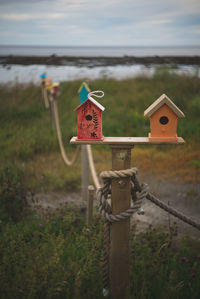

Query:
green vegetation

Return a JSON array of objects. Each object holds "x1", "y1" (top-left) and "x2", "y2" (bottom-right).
[
  {"x1": 0, "y1": 164, "x2": 27, "y2": 223},
  {"x1": 0, "y1": 71, "x2": 200, "y2": 298},
  {"x1": 0, "y1": 71, "x2": 200, "y2": 191},
  {"x1": 0, "y1": 208, "x2": 199, "y2": 299}
]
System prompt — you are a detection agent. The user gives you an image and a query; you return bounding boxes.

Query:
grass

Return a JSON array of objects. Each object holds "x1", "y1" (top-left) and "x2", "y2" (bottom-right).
[
  {"x1": 0, "y1": 71, "x2": 200, "y2": 192},
  {"x1": 0, "y1": 71, "x2": 200, "y2": 298},
  {"x1": 0, "y1": 208, "x2": 200, "y2": 299}
]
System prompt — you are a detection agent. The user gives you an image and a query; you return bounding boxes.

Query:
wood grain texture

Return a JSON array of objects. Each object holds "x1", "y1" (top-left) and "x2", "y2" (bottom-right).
[
  {"x1": 87, "y1": 185, "x2": 94, "y2": 227},
  {"x1": 149, "y1": 104, "x2": 178, "y2": 139},
  {"x1": 110, "y1": 146, "x2": 133, "y2": 299},
  {"x1": 81, "y1": 145, "x2": 89, "y2": 203},
  {"x1": 70, "y1": 136, "x2": 185, "y2": 145}
]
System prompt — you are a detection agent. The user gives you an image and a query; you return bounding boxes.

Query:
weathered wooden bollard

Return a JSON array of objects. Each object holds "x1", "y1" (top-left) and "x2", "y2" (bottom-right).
[
  {"x1": 49, "y1": 82, "x2": 60, "y2": 130},
  {"x1": 110, "y1": 144, "x2": 133, "y2": 298},
  {"x1": 78, "y1": 82, "x2": 91, "y2": 203},
  {"x1": 81, "y1": 144, "x2": 89, "y2": 204},
  {"x1": 43, "y1": 77, "x2": 59, "y2": 130},
  {"x1": 87, "y1": 185, "x2": 95, "y2": 227},
  {"x1": 40, "y1": 73, "x2": 49, "y2": 109},
  {"x1": 70, "y1": 92, "x2": 185, "y2": 298}
]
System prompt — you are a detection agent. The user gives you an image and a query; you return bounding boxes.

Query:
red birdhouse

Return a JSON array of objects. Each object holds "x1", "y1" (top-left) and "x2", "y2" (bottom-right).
[
  {"x1": 75, "y1": 91, "x2": 105, "y2": 141},
  {"x1": 51, "y1": 82, "x2": 59, "y2": 95}
]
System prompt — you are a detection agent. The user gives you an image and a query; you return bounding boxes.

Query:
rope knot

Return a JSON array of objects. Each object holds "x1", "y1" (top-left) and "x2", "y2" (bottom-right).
[
  {"x1": 100, "y1": 167, "x2": 138, "y2": 180},
  {"x1": 97, "y1": 167, "x2": 147, "y2": 223}
]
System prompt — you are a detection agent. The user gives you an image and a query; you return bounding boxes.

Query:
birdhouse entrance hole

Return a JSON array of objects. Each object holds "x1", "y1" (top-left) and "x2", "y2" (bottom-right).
[
  {"x1": 159, "y1": 116, "x2": 169, "y2": 125},
  {"x1": 86, "y1": 114, "x2": 92, "y2": 121}
]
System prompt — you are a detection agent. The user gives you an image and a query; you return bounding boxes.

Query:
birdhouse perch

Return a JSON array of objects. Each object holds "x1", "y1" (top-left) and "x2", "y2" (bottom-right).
[{"x1": 144, "y1": 94, "x2": 185, "y2": 142}]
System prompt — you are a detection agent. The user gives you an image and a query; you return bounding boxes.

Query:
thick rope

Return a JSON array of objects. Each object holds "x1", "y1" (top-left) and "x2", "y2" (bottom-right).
[
  {"x1": 97, "y1": 167, "x2": 200, "y2": 296},
  {"x1": 103, "y1": 221, "x2": 110, "y2": 296},
  {"x1": 97, "y1": 168, "x2": 147, "y2": 297},
  {"x1": 52, "y1": 98, "x2": 80, "y2": 166},
  {"x1": 86, "y1": 145, "x2": 101, "y2": 189},
  {"x1": 146, "y1": 193, "x2": 200, "y2": 230},
  {"x1": 97, "y1": 169, "x2": 200, "y2": 230},
  {"x1": 97, "y1": 167, "x2": 146, "y2": 223},
  {"x1": 100, "y1": 167, "x2": 138, "y2": 179}
]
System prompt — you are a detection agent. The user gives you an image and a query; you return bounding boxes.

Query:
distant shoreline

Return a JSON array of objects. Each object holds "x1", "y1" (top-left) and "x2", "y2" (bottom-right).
[{"x1": 0, "y1": 55, "x2": 200, "y2": 67}]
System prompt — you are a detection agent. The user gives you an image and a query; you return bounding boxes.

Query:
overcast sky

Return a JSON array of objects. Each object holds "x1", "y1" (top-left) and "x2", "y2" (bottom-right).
[{"x1": 0, "y1": 0, "x2": 200, "y2": 46}]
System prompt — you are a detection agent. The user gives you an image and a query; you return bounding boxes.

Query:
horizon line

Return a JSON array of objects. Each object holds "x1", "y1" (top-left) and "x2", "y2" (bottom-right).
[{"x1": 1, "y1": 44, "x2": 200, "y2": 48}]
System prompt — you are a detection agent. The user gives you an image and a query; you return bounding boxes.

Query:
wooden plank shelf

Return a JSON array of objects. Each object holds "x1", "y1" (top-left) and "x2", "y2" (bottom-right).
[{"x1": 70, "y1": 136, "x2": 185, "y2": 145}]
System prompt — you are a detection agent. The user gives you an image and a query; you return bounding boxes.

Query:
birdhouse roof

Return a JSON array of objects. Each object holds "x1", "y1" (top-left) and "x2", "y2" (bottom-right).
[
  {"x1": 144, "y1": 94, "x2": 185, "y2": 118},
  {"x1": 75, "y1": 96, "x2": 105, "y2": 111},
  {"x1": 78, "y1": 82, "x2": 91, "y2": 93}
]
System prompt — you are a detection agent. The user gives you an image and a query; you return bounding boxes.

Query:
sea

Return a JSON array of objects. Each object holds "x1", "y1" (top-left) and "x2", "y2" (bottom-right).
[{"x1": 0, "y1": 45, "x2": 200, "y2": 84}]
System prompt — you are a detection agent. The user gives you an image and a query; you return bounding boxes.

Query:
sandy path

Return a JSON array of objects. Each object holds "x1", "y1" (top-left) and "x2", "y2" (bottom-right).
[{"x1": 28, "y1": 177, "x2": 200, "y2": 239}]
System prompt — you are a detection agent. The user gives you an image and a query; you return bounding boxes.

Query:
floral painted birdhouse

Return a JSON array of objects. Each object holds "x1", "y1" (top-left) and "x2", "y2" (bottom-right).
[
  {"x1": 144, "y1": 94, "x2": 185, "y2": 142},
  {"x1": 75, "y1": 91, "x2": 105, "y2": 141},
  {"x1": 45, "y1": 77, "x2": 52, "y2": 91}
]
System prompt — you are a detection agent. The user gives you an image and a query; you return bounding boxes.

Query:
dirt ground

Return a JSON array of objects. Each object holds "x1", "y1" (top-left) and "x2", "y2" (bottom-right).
[{"x1": 28, "y1": 175, "x2": 200, "y2": 240}]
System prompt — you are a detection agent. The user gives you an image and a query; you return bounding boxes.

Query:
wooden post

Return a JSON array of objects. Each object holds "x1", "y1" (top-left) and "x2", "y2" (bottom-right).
[
  {"x1": 87, "y1": 185, "x2": 95, "y2": 226},
  {"x1": 110, "y1": 145, "x2": 133, "y2": 299},
  {"x1": 70, "y1": 136, "x2": 185, "y2": 299},
  {"x1": 43, "y1": 87, "x2": 50, "y2": 109},
  {"x1": 81, "y1": 145, "x2": 89, "y2": 204},
  {"x1": 49, "y1": 94, "x2": 56, "y2": 130}
]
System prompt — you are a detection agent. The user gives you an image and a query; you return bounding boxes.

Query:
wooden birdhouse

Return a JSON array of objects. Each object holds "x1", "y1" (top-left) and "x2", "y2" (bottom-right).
[
  {"x1": 78, "y1": 82, "x2": 91, "y2": 104},
  {"x1": 45, "y1": 77, "x2": 52, "y2": 91},
  {"x1": 51, "y1": 82, "x2": 59, "y2": 95},
  {"x1": 40, "y1": 72, "x2": 46, "y2": 85},
  {"x1": 144, "y1": 94, "x2": 185, "y2": 142},
  {"x1": 75, "y1": 91, "x2": 105, "y2": 141}
]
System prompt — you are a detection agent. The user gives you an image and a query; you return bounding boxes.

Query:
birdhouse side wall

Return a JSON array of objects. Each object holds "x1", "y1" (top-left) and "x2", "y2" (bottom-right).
[
  {"x1": 150, "y1": 104, "x2": 178, "y2": 138},
  {"x1": 77, "y1": 101, "x2": 103, "y2": 140}
]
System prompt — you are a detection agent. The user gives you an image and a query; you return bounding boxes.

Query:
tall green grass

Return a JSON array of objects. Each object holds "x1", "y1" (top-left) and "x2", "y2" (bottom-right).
[
  {"x1": 0, "y1": 209, "x2": 199, "y2": 299},
  {"x1": 0, "y1": 72, "x2": 200, "y2": 298},
  {"x1": 0, "y1": 71, "x2": 200, "y2": 191}
]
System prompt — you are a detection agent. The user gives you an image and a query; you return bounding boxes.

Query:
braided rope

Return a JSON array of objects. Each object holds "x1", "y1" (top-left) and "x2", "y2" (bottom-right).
[
  {"x1": 97, "y1": 168, "x2": 147, "y2": 297},
  {"x1": 52, "y1": 99, "x2": 80, "y2": 166},
  {"x1": 86, "y1": 144, "x2": 100, "y2": 189},
  {"x1": 41, "y1": 87, "x2": 80, "y2": 166},
  {"x1": 103, "y1": 221, "x2": 110, "y2": 296},
  {"x1": 97, "y1": 168, "x2": 200, "y2": 229},
  {"x1": 100, "y1": 167, "x2": 137, "y2": 179},
  {"x1": 146, "y1": 193, "x2": 200, "y2": 230},
  {"x1": 97, "y1": 167, "x2": 200, "y2": 296},
  {"x1": 97, "y1": 168, "x2": 147, "y2": 223}
]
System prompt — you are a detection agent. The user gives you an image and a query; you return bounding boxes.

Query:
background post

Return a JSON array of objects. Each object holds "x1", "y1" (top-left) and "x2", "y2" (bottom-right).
[
  {"x1": 49, "y1": 93, "x2": 56, "y2": 130},
  {"x1": 110, "y1": 145, "x2": 133, "y2": 299},
  {"x1": 87, "y1": 185, "x2": 95, "y2": 226},
  {"x1": 81, "y1": 145, "x2": 89, "y2": 205}
]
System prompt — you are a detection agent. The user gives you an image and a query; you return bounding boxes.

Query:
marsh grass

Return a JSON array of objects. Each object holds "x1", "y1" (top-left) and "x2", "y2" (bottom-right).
[
  {"x1": 0, "y1": 208, "x2": 200, "y2": 299},
  {"x1": 0, "y1": 163, "x2": 28, "y2": 222},
  {"x1": 0, "y1": 73, "x2": 200, "y2": 298},
  {"x1": 0, "y1": 71, "x2": 200, "y2": 191}
]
